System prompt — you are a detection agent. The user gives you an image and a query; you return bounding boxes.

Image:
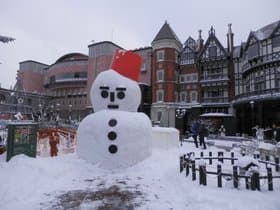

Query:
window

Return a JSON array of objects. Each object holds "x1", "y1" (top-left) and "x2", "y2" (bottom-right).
[
  {"x1": 190, "y1": 91, "x2": 197, "y2": 102},
  {"x1": 180, "y1": 92, "x2": 187, "y2": 102},
  {"x1": 180, "y1": 75, "x2": 185, "y2": 83},
  {"x1": 180, "y1": 49, "x2": 195, "y2": 65},
  {"x1": 156, "y1": 50, "x2": 164, "y2": 61},
  {"x1": 141, "y1": 62, "x2": 146, "y2": 72},
  {"x1": 157, "y1": 70, "x2": 164, "y2": 82},
  {"x1": 248, "y1": 43, "x2": 259, "y2": 59},
  {"x1": 192, "y1": 74, "x2": 197, "y2": 81},
  {"x1": 156, "y1": 89, "x2": 164, "y2": 102},
  {"x1": 157, "y1": 111, "x2": 162, "y2": 121},
  {"x1": 175, "y1": 51, "x2": 179, "y2": 63},
  {"x1": 209, "y1": 46, "x2": 217, "y2": 58},
  {"x1": 273, "y1": 36, "x2": 280, "y2": 50}
]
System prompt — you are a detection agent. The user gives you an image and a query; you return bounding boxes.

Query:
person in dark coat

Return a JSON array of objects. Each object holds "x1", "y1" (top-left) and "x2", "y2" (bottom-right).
[
  {"x1": 191, "y1": 121, "x2": 200, "y2": 148},
  {"x1": 199, "y1": 123, "x2": 208, "y2": 149}
]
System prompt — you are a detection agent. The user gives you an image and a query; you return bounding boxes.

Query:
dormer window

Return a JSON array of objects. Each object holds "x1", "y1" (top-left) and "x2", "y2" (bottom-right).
[
  {"x1": 273, "y1": 36, "x2": 280, "y2": 48},
  {"x1": 248, "y1": 43, "x2": 259, "y2": 60},
  {"x1": 209, "y1": 46, "x2": 217, "y2": 58}
]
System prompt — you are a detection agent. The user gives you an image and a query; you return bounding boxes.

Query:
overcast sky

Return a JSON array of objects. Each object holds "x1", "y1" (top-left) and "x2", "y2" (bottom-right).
[{"x1": 0, "y1": 0, "x2": 279, "y2": 89}]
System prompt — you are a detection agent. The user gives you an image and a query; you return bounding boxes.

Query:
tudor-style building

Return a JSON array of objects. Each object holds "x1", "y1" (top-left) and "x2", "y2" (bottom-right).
[
  {"x1": 233, "y1": 20, "x2": 280, "y2": 135},
  {"x1": 197, "y1": 26, "x2": 235, "y2": 115}
]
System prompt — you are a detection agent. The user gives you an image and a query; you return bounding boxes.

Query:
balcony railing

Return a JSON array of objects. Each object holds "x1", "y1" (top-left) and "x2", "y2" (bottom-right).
[
  {"x1": 44, "y1": 78, "x2": 87, "y2": 86},
  {"x1": 242, "y1": 51, "x2": 280, "y2": 73},
  {"x1": 201, "y1": 97, "x2": 229, "y2": 103},
  {"x1": 235, "y1": 88, "x2": 280, "y2": 101},
  {"x1": 200, "y1": 74, "x2": 229, "y2": 82}
]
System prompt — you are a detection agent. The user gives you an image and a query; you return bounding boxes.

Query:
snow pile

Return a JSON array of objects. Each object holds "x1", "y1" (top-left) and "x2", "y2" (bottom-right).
[{"x1": 0, "y1": 141, "x2": 280, "y2": 210}]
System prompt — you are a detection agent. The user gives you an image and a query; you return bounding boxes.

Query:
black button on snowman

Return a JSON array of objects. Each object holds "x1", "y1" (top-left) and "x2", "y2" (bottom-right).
[{"x1": 77, "y1": 50, "x2": 152, "y2": 170}]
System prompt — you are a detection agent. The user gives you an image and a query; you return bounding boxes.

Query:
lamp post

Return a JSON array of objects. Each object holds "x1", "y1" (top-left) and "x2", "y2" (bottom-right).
[
  {"x1": 56, "y1": 103, "x2": 60, "y2": 121},
  {"x1": 68, "y1": 104, "x2": 72, "y2": 123},
  {"x1": 175, "y1": 107, "x2": 187, "y2": 146},
  {"x1": 50, "y1": 104, "x2": 54, "y2": 121},
  {"x1": 250, "y1": 100, "x2": 255, "y2": 136},
  {"x1": 38, "y1": 103, "x2": 42, "y2": 121}
]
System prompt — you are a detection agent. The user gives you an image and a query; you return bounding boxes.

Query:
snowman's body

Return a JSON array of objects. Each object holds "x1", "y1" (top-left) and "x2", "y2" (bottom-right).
[{"x1": 77, "y1": 70, "x2": 152, "y2": 169}]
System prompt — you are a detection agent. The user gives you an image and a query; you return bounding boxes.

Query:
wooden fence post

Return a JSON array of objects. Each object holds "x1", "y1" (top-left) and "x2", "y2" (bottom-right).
[
  {"x1": 233, "y1": 166, "x2": 238, "y2": 188},
  {"x1": 186, "y1": 159, "x2": 190, "y2": 176},
  {"x1": 265, "y1": 155, "x2": 270, "y2": 168},
  {"x1": 209, "y1": 152, "x2": 212, "y2": 165},
  {"x1": 267, "y1": 167, "x2": 273, "y2": 191},
  {"x1": 199, "y1": 165, "x2": 207, "y2": 186},
  {"x1": 218, "y1": 152, "x2": 224, "y2": 163},
  {"x1": 275, "y1": 157, "x2": 279, "y2": 172},
  {"x1": 217, "y1": 164, "x2": 222, "y2": 188},
  {"x1": 200, "y1": 152, "x2": 204, "y2": 158},
  {"x1": 191, "y1": 160, "x2": 196, "y2": 181},
  {"x1": 251, "y1": 172, "x2": 260, "y2": 191},
  {"x1": 231, "y1": 152, "x2": 234, "y2": 165},
  {"x1": 180, "y1": 156, "x2": 183, "y2": 173},
  {"x1": 245, "y1": 177, "x2": 250, "y2": 189}
]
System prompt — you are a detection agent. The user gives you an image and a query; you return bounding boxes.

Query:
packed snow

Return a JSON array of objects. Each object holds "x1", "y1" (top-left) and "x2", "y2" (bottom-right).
[{"x1": 0, "y1": 140, "x2": 280, "y2": 210}]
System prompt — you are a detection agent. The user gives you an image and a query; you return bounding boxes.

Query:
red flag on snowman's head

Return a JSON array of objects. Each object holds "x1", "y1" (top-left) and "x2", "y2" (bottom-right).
[{"x1": 110, "y1": 49, "x2": 141, "y2": 81}]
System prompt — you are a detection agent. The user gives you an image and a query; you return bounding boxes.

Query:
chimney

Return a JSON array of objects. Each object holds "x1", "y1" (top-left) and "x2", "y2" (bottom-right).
[
  {"x1": 196, "y1": 29, "x2": 204, "y2": 52},
  {"x1": 227, "y1": 23, "x2": 234, "y2": 55}
]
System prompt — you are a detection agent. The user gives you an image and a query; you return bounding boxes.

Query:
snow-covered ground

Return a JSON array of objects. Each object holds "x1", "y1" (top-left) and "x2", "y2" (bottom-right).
[{"x1": 0, "y1": 140, "x2": 280, "y2": 210}]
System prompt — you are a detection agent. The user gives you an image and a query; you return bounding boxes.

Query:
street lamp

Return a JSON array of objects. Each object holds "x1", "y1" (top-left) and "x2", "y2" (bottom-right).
[
  {"x1": 175, "y1": 107, "x2": 187, "y2": 119},
  {"x1": 250, "y1": 100, "x2": 255, "y2": 136}
]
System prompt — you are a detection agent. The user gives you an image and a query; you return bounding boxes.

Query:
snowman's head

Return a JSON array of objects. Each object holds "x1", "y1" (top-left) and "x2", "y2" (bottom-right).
[{"x1": 90, "y1": 70, "x2": 141, "y2": 112}]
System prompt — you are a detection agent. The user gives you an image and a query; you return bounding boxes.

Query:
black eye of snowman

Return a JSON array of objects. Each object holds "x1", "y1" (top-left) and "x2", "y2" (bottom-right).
[
  {"x1": 100, "y1": 86, "x2": 109, "y2": 98},
  {"x1": 101, "y1": 90, "x2": 109, "y2": 98},
  {"x1": 116, "y1": 87, "x2": 126, "y2": 100},
  {"x1": 117, "y1": 91, "x2": 125, "y2": 99}
]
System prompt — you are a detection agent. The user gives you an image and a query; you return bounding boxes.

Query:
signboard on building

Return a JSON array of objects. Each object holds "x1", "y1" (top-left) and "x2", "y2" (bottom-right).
[{"x1": 6, "y1": 122, "x2": 38, "y2": 161}]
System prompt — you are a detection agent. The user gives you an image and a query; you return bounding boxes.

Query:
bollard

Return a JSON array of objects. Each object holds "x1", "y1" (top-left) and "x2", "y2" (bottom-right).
[
  {"x1": 209, "y1": 152, "x2": 212, "y2": 165},
  {"x1": 217, "y1": 164, "x2": 222, "y2": 188},
  {"x1": 275, "y1": 157, "x2": 279, "y2": 172},
  {"x1": 233, "y1": 166, "x2": 238, "y2": 188},
  {"x1": 267, "y1": 167, "x2": 273, "y2": 191},
  {"x1": 191, "y1": 160, "x2": 196, "y2": 181},
  {"x1": 231, "y1": 152, "x2": 234, "y2": 165}
]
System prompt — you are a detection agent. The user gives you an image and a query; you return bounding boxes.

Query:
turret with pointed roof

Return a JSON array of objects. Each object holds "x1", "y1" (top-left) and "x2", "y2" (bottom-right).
[{"x1": 151, "y1": 21, "x2": 182, "y2": 51}]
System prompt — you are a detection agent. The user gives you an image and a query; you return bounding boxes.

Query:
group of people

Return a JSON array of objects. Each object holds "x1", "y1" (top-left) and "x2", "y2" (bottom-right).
[
  {"x1": 191, "y1": 120, "x2": 208, "y2": 149},
  {"x1": 252, "y1": 123, "x2": 280, "y2": 142}
]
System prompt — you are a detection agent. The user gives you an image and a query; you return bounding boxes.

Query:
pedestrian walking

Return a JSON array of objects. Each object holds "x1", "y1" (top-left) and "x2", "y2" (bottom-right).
[
  {"x1": 199, "y1": 123, "x2": 208, "y2": 149},
  {"x1": 191, "y1": 120, "x2": 200, "y2": 148}
]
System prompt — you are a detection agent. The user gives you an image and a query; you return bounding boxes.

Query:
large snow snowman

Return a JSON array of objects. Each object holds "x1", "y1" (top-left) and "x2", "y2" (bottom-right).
[{"x1": 77, "y1": 50, "x2": 152, "y2": 170}]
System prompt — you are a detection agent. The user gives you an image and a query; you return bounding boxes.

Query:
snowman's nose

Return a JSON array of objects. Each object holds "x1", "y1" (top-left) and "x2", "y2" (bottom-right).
[{"x1": 110, "y1": 92, "x2": 115, "y2": 102}]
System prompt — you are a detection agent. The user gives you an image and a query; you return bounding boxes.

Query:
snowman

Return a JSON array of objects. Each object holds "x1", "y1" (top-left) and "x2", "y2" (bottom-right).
[{"x1": 77, "y1": 50, "x2": 152, "y2": 170}]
